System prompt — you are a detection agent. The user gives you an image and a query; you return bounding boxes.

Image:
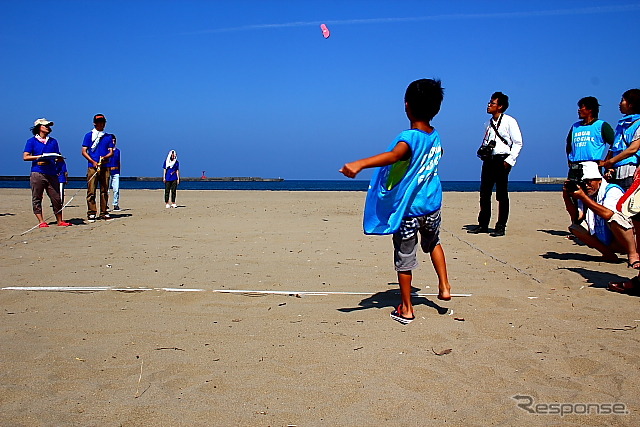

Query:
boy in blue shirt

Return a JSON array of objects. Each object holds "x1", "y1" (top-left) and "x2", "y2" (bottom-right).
[{"x1": 340, "y1": 79, "x2": 451, "y2": 324}]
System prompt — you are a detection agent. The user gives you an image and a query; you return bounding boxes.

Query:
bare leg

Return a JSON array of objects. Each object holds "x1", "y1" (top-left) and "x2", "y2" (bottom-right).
[
  {"x1": 609, "y1": 221, "x2": 638, "y2": 267},
  {"x1": 397, "y1": 271, "x2": 414, "y2": 318},
  {"x1": 568, "y1": 224, "x2": 618, "y2": 261},
  {"x1": 430, "y1": 244, "x2": 451, "y2": 300}
]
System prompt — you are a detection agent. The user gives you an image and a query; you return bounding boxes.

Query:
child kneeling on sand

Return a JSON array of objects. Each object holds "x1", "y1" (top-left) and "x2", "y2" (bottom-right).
[{"x1": 340, "y1": 78, "x2": 451, "y2": 324}]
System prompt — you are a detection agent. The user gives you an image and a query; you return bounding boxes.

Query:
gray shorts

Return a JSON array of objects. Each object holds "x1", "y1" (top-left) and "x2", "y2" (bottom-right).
[{"x1": 393, "y1": 210, "x2": 442, "y2": 272}]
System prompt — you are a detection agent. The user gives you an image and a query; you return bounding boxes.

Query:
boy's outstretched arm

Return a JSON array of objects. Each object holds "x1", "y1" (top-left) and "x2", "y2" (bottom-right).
[{"x1": 340, "y1": 142, "x2": 410, "y2": 178}]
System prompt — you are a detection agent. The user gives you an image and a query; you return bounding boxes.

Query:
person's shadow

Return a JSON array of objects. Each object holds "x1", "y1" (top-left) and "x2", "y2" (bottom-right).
[
  {"x1": 337, "y1": 283, "x2": 449, "y2": 315},
  {"x1": 563, "y1": 267, "x2": 639, "y2": 297},
  {"x1": 65, "y1": 212, "x2": 133, "y2": 225},
  {"x1": 540, "y1": 251, "x2": 620, "y2": 263},
  {"x1": 537, "y1": 228, "x2": 571, "y2": 237}
]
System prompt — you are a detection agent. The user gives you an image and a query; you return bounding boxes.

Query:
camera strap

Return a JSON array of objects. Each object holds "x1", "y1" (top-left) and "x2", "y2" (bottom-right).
[{"x1": 490, "y1": 114, "x2": 513, "y2": 149}]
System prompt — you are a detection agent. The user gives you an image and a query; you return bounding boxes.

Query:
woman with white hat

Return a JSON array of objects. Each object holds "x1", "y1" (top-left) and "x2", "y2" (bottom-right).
[{"x1": 22, "y1": 118, "x2": 71, "y2": 228}]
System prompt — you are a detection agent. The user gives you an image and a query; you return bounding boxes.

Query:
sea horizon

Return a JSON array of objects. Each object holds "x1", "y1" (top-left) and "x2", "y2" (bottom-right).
[{"x1": 0, "y1": 179, "x2": 563, "y2": 192}]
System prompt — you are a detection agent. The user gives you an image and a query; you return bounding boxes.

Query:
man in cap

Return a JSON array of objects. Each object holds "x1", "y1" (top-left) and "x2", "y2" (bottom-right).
[
  {"x1": 562, "y1": 161, "x2": 638, "y2": 266},
  {"x1": 81, "y1": 114, "x2": 114, "y2": 222}
]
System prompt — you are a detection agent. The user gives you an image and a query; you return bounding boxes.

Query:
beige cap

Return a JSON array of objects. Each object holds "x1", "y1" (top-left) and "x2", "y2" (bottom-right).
[{"x1": 33, "y1": 118, "x2": 54, "y2": 127}]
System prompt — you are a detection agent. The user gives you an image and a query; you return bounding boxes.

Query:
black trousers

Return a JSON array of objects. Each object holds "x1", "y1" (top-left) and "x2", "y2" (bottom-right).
[
  {"x1": 164, "y1": 180, "x2": 178, "y2": 203},
  {"x1": 478, "y1": 156, "x2": 511, "y2": 227}
]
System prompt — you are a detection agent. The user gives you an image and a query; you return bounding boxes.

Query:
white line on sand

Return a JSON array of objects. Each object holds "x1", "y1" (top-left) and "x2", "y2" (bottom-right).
[{"x1": 1, "y1": 286, "x2": 472, "y2": 297}]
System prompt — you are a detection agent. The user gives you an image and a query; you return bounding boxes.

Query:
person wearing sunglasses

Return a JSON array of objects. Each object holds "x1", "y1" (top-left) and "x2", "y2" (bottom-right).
[{"x1": 23, "y1": 118, "x2": 71, "y2": 228}]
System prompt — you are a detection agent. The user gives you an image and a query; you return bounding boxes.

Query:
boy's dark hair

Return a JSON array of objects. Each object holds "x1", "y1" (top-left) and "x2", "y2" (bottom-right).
[
  {"x1": 491, "y1": 92, "x2": 509, "y2": 112},
  {"x1": 404, "y1": 79, "x2": 444, "y2": 121},
  {"x1": 578, "y1": 96, "x2": 600, "y2": 117},
  {"x1": 623, "y1": 89, "x2": 640, "y2": 114}
]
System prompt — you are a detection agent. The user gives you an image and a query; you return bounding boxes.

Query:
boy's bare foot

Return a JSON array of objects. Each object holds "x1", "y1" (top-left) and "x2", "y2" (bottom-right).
[{"x1": 438, "y1": 283, "x2": 451, "y2": 301}]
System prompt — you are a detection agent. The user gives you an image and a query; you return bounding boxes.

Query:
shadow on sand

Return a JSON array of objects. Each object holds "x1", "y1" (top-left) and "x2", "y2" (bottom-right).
[{"x1": 337, "y1": 283, "x2": 449, "y2": 315}]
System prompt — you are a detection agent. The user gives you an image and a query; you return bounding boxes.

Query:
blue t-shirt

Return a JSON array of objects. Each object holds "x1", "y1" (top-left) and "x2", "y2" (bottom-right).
[
  {"x1": 24, "y1": 136, "x2": 61, "y2": 175},
  {"x1": 82, "y1": 131, "x2": 115, "y2": 165},
  {"x1": 107, "y1": 148, "x2": 121, "y2": 174},
  {"x1": 163, "y1": 160, "x2": 180, "y2": 181},
  {"x1": 567, "y1": 119, "x2": 609, "y2": 162},
  {"x1": 363, "y1": 128, "x2": 443, "y2": 235},
  {"x1": 57, "y1": 161, "x2": 68, "y2": 183}
]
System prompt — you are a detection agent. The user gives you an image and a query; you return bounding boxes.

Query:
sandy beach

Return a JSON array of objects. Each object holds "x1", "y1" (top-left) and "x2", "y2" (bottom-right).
[{"x1": 0, "y1": 188, "x2": 638, "y2": 426}]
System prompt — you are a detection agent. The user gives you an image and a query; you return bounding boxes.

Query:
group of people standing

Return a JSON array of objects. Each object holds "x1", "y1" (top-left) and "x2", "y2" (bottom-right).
[
  {"x1": 23, "y1": 113, "x2": 182, "y2": 227},
  {"x1": 23, "y1": 114, "x2": 121, "y2": 227},
  {"x1": 561, "y1": 89, "x2": 640, "y2": 295}
]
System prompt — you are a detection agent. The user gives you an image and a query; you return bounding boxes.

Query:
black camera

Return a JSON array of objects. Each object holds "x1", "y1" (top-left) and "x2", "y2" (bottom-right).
[
  {"x1": 566, "y1": 163, "x2": 585, "y2": 192},
  {"x1": 477, "y1": 139, "x2": 496, "y2": 161}
]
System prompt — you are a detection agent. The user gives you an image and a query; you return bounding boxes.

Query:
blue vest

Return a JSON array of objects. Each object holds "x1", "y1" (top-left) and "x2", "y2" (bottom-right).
[
  {"x1": 568, "y1": 119, "x2": 608, "y2": 162},
  {"x1": 612, "y1": 114, "x2": 640, "y2": 167},
  {"x1": 363, "y1": 129, "x2": 443, "y2": 235}
]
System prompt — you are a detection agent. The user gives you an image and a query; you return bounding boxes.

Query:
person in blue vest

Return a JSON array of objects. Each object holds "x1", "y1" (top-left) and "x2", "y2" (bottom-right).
[
  {"x1": 107, "y1": 135, "x2": 121, "y2": 211},
  {"x1": 340, "y1": 78, "x2": 451, "y2": 324},
  {"x1": 605, "y1": 89, "x2": 640, "y2": 294},
  {"x1": 81, "y1": 114, "x2": 114, "y2": 222},
  {"x1": 22, "y1": 118, "x2": 71, "y2": 228},
  {"x1": 600, "y1": 89, "x2": 640, "y2": 191},
  {"x1": 566, "y1": 96, "x2": 614, "y2": 167},
  {"x1": 562, "y1": 161, "x2": 637, "y2": 266}
]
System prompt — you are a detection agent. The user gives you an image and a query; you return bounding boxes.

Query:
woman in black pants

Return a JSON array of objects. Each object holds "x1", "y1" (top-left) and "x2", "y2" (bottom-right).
[{"x1": 163, "y1": 150, "x2": 180, "y2": 208}]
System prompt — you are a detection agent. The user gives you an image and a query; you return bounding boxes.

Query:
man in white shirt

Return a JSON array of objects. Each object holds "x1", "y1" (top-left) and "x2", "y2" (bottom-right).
[
  {"x1": 468, "y1": 92, "x2": 523, "y2": 237},
  {"x1": 562, "y1": 161, "x2": 637, "y2": 265}
]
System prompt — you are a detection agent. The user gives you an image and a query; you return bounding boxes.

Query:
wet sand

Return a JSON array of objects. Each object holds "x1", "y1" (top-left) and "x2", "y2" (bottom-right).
[{"x1": 0, "y1": 188, "x2": 638, "y2": 426}]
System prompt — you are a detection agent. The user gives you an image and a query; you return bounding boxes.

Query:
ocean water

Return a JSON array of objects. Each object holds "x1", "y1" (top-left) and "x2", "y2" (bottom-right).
[{"x1": 0, "y1": 179, "x2": 562, "y2": 192}]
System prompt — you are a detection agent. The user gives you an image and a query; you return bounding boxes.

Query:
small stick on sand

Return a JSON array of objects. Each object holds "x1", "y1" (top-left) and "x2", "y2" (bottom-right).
[{"x1": 135, "y1": 357, "x2": 143, "y2": 398}]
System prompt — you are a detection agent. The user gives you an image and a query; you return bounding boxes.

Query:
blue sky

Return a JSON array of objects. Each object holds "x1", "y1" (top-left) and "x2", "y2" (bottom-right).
[{"x1": 2, "y1": 0, "x2": 639, "y2": 181}]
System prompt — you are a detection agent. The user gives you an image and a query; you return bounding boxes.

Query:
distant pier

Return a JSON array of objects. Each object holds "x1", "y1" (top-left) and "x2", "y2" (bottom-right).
[{"x1": 533, "y1": 175, "x2": 565, "y2": 184}]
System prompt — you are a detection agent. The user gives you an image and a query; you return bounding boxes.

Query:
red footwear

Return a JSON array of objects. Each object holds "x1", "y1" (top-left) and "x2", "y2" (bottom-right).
[
  {"x1": 608, "y1": 277, "x2": 640, "y2": 295},
  {"x1": 38, "y1": 222, "x2": 49, "y2": 228},
  {"x1": 57, "y1": 221, "x2": 72, "y2": 227}
]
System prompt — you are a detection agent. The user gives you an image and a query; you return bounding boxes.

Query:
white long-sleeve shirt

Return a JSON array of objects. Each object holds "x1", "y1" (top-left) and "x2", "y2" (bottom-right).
[{"x1": 482, "y1": 113, "x2": 523, "y2": 166}]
